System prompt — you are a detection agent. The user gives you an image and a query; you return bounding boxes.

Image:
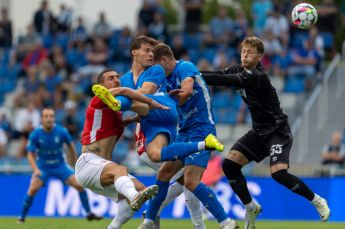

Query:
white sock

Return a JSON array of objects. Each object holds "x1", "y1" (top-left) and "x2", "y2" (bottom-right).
[
  {"x1": 197, "y1": 141, "x2": 205, "y2": 151},
  {"x1": 184, "y1": 187, "x2": 206, "y2": 229},
  {"x1": 107, "y1": 199, "x2": 134, "y2": 229},
  {"x1": 143, "y1": 219, "x2": 155, "y2": 225},
  {"x1": 219, "y1": 218, "x2": 231, "y2": 227},
  {"x1": 157, "y1": 182, "x2": 184, "y2": 216},
  {"x1": 311, "y1": 193, "x2": 321, "y2": 204},
  {"x1": 114, "y1": 176, "x2": 139, "y2": 202},
  {"x1": 245, "y1": 201, "x2": 256, "y2": 212}
]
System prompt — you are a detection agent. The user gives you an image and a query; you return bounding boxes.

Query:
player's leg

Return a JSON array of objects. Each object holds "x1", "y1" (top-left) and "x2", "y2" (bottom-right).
[
  {"x1": 75, "y1": 153, "x2": 158, "y2": 211},
  {"x1": 183, "y1": 186, "x2": 206, "y2": 229},
  {"x1": 101, "y1": 162, "x2": 158, "y2": 211},
  {"x1": 140, "y1": 161, "x2": 184, "y2": 228},
  {"x1": 268, "y1": 124, "x2": 330, "y2": 222},
  {"x1": 107, "y1": 178, "x2": 145, "y2": 229},
  {"x1": 18, "y1": 172, "x2": 45, "y2": 223},
  {"x1": 145, "y1": 133, "x2": 224, "y2": 163},
  {"x1": 65, "y1": 174, "x2": 103, "y2": 221},
  {"x1": 222, "y1": 151, "x2": 262, "y2": 229},
  {"x1": 184, "y1": 164, "x2": 238, "y2": 229}
]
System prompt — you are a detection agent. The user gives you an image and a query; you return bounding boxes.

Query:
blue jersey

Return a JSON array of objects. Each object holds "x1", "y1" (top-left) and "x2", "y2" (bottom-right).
[
  {"x1": 120, "y1": 64, "x2": 178, "y2": 144},
  {"x1": 27, "y1": 125, "x2": 73, "y2": 169},
  {"x1": 167, "y1": 60, "x2": 216, "y2": 134},
  {"x1": 120, "y1": 64, "x2": 167, "y2": 93}
]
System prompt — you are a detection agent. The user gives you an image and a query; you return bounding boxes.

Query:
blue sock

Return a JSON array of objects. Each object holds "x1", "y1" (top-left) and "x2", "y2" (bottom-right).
[
  {"x1": 20, "y1": 195, "x2": 34, "y2": 219},
  {"x1": 79, "y1": 191, "x2": 91, "y2": 213},
  {"x1": 146, "y1": 180, "x2": 170, "y2": 221},
  {"x1": 160, "y1": 142, "x2": 199, "y2": 161},
  {"x1": 193, "y1": 183, "x2": 228, "y2": 223},
  {"x1": 116, "y1": 95, "x2": 132, "y2": 111}
]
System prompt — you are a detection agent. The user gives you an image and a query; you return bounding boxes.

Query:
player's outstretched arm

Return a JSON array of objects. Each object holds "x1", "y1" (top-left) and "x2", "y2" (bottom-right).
[
  {"x1": 66, "y1": 143, "x2": 78, "y2": 168},
  {"x1": 201, "y1": 72, "x2": 243, "y2": 87},
  {"x1": 109, "y1": 87, "x2": 169, "y2": 110}
]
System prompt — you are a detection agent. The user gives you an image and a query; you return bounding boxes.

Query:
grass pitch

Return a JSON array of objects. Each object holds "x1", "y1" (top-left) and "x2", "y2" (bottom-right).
[{"x1": 1, "y1": 217, "x2": 344, "y2": 229}]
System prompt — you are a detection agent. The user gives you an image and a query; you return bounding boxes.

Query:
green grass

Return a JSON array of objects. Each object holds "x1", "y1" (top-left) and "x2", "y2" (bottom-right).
[{"x1": 1, "y1": 217, "x2": 344, "y2": 229}]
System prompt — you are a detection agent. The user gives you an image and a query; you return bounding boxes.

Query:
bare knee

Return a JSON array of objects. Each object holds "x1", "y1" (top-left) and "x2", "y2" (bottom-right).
[
  {"x1": 147, "y1": 149, "x2": 161, "y2": 163},
  {"x1": 184, "y1": 176, "x2": 199, "y2": 191},
  {"x1": 101, "y1": 163, "x2": 128, "y2": 186},
  {"x1": 157, "y1": 166, "x2": 176, "y2": 182}
]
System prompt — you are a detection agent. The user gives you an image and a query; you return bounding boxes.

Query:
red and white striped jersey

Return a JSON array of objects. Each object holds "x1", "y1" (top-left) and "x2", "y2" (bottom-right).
[{"x1": 81, "y1": 96, "x2": 124, "y2": 145}]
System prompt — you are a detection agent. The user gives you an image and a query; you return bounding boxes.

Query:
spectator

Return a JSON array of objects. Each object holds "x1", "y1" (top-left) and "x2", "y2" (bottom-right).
[
  {"x1": 148, "y1": 12, "x2": 168, "y2": 42},
  {"x1": 171, "y1": 34, "x2": 188, "y2": 60},
  {"x1": 138, "y1": 1, "x2": 156, "y2": 29},
  {"x1": 208, "y1": 8, "x2": 234, "y2": 46},
  {"x1": 184, "y1": 0, "x2": 204, "y2": 33},
  {"x1": 17, "y1": 24, "x2": 41, "y2": 59},
  {"x1": 92, "y1": 12, "x2": 112, "y2": 39},
  {"x1": 251, "y1": 0, "x2": 273, "y2": 36},
  {"x1": 0, "y1": 8, "x2": 12, "y2": 48},
  {"x1": 70, "y1": 17, "x2": 87, "y2": 43},
  {"x1": 33, "y1": 0, "x2": 55, "y2": 35},
  {"x1": 62, "y1": 100, "x2": 80, "y2": 139},
  {"x1": 56, "y1": 4, "x2": 72, "y2": 32},
  {"x1": 321, "y1": 131, "x2": 345, "y2": 167},
  {"x1": 264, "y1": 5, "x2": 289, "y2": 46},
  {"x1": 22, "y1": 39, "x2": 48, "y2": 71},
  {"x1": 0, "y1": 126, "x2": 7, "y2": 157}
]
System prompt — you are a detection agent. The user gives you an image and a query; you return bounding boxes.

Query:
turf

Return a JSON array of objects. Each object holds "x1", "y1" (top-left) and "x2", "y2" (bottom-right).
[{"x1": 1, "y1": 217, "x2": 344, "y2": 229}]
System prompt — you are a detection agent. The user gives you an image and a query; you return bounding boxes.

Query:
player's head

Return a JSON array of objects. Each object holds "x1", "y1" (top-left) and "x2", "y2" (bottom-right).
[
  {"x1": 241, "y1": 36, "x2": 264, "y2": 69},
  {"x1": 41, "y1": 107, "x2": 55, "y2": 130},
  {"x1": 130, "y1": 35, "x2": 158, "y2": 68},
  {"x1": 96, "y1": 69, "x2": 120, "y2": 89},
  {"x1": 153, "y1": 43, "x2": 175, "y2": 75}
]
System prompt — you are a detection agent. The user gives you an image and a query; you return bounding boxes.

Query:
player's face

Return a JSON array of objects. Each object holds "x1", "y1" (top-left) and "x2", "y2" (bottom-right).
[
  {"x1": 241, "y1": 45, "x2": 262, "y2": 69},
  {"x1": 132, "y1": 43, "x2": 154, "y2": 68},
  {"x1": 41, "y1": 109, "x2": 55, "y2": 129},
  {"x1": 102, "y1": 71, "x2": 120, "y2": 89}
]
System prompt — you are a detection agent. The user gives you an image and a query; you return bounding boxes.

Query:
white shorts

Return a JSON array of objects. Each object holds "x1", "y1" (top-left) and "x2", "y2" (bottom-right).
[
  {"x1": 139, "y1": 152, "x2": 184, "y2": 182},
  {"x1": 75, "y1": 153, "x2": 121, "y2": 201}
]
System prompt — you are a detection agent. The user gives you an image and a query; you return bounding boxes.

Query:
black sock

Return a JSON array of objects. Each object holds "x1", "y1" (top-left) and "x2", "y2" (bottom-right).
[
  {"x1": 222, "y1": 159, "x2": 252, "y2": 204},
  {"x1": 272, "y1": 169, "x2": 315, "y2": 201}
]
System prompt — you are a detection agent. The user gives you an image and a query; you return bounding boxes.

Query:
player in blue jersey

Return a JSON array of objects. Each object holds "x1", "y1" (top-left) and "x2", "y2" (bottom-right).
[
  {"x1": 138, "y1": 43, "x2": 239, "y2": 229},
  {"x1": 17, "y1": 108, "x2": 102, "y2": 223},
  {"x1": 93, "y1": 36, "x2": 225, "y2": 228}
]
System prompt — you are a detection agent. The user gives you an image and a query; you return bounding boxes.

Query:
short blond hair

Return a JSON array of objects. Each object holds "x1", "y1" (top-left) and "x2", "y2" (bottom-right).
[{"x1": 241, "y1": 36, "x2": 265, "y2": 54}]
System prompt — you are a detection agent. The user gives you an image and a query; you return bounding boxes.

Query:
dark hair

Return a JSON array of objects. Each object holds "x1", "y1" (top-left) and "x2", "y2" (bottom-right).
[
  {"x1": 41, "y1": 106, "x2": 54, "y2": 116},
  {"x1": 153, "y1": 43, "x2": 175, "y2": 61},
  {"x1": 130, "y1": 35, "x2": 158, "y2": 54},
  {"x1": 96, "y1": 68, "x2": 115, "y2": 84},
  {"x1": 241, "y1": 36, "x2": 265, "y2": 54}
]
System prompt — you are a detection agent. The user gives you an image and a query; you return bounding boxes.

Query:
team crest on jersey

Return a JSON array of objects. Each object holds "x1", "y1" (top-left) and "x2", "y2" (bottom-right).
[
  {"x1": 54, "y1": 137, "x2": 60, "y2": 144},
  {"x1": 237, "y1": 88, "x2": 246, "y2": 98}
]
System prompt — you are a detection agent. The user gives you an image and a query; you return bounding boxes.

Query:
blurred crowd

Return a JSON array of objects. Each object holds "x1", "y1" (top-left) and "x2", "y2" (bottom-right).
[{"x1": 0, "y1": 0, "x2": 344, "y2": 167}]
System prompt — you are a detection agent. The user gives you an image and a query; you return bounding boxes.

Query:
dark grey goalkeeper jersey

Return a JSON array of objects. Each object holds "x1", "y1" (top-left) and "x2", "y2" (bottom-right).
[{"x1": 201, "y1": 64, "x2": 288, "y2": 135}]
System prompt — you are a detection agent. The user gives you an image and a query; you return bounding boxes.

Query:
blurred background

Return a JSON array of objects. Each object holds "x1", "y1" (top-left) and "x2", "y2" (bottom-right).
[{"x1": 0, "y1": 0, "x2": 345, "y2": 222}]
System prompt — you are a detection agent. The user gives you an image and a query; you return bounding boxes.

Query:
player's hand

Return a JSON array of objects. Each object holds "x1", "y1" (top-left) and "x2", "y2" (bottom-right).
[
  {"x1": 168, "y1": 89, "x2": 184, "y2": 96},
  {"x1": 149, "y1": 100, "x2": 170, "y2": 110},
  {"x1": 108, "y1": 88, "x2": 122, "y2": 96}
]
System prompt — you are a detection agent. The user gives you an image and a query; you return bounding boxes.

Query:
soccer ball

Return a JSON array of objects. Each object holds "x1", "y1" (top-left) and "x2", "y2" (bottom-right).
[{"x1": 291, "y1": 3, "x2": 318, "y2": 29}]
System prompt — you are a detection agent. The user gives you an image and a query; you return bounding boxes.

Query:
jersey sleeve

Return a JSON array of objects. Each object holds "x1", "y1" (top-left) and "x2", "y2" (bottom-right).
[
  {"x1": 144, "y1": 65, "x2": 165, "y2": 87},
  {"x1": 238, "y1": 69, "x2": 261, "y2": 88},
  {"x1": 26, "y1": 131, "x2": 38, "y2": 153},
  {"x1": 61, "y1": 127, "x2": 73, "y2": 144},
  {"x1": 179, "y1": 61, "x2": 197, "y2": 81}
]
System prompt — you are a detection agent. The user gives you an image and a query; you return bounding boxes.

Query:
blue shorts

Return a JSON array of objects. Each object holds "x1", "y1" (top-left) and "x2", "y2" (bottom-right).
[
  {"x1": 38, "y1": 163, "x2": 74, "y2": 184},
  {"x1": 176, "y1": 124, "x2": 217, "y2": 168},
  {"x1": 141, "y1": 95, "x2": 178, "y2": 145}
]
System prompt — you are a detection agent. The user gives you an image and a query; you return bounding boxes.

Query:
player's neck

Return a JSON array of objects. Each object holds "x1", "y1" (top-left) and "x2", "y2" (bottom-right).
[{"x1": 131, "y1": 62, "x2": 146, "y2": 79}]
